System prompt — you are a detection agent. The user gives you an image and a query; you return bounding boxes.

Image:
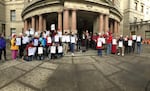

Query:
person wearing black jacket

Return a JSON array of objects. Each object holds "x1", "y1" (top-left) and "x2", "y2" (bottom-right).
[{"x1": 118, "y1": 35, "x2": 125, "y2": 56}]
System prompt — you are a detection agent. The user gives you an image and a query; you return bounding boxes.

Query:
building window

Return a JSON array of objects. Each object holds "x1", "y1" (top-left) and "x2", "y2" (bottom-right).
[
  {"x1": 10, "y1": 28, "x2": 16, "y2": 35},
  {"x1": 10, "y1": 10, "x2": 16, "y2": 21},
  {"x1": 134, "y1": 17, "x2": 137, "y2": 22},
  {"x1": 145, "y1": 31, "x2": 150, "y2": 39},
  {"x1": 141, "y1": 5, "x2": 144, "y2": 13},
  {"x1": 2, "y1": 24, "x2": 5, "y2": 36},
  {"x1": 134, "y1": 2, "x2": 138, "y2": 10}
]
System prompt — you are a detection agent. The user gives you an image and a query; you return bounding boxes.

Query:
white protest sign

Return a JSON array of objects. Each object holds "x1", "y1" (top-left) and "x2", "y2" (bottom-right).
[
  {"x1": 97, "y1": 38, "x2": 102, "y2": 47},
  {"x1": 132, "y1": 35, "x2": 136, "y2": 40},
  {"x1": 58, "y1": 46, "x2": 63, "y2": 53},
  {"x1": 128, "y1": 40, "x2": 132, "y2": 46},
  {"x1": 54, "y1": 35, "x2": 59, "y2": 42},
  {"x1": 16, "y1": 38, "x2": 21, "y2": 46},
  {"x1": 28, "y1": 47, "x2": 36, "y2": 56},
  {"x1": 71, "y1": 36, "x2": 76, "y2": 43},
  {"x1": 34, "y1": 39, "x2": 39, "y2": 46},
  {"x1": 47, "y1": 37, "x2": 52, "y2": 43},
  {"x1": 136, "y1": 36, "x2": 141, "y2": 42},
  {"x1": 51, "y1": 24, "x2": 55, "y2": 30},
  {"x1": 112, "y1": 39, "x2": 117, "y2": 45},
  {"x1": 38, "y1": 47, "x2": 43, "y2": 54},
  {"x1": 61, "y1": 35, "x2": 66, "y2": 42},
  {"x1": 51, "y1": 46, "x2": 56, "y2": 53},
  {"x1": 30, "y1": 28, "x2": 34, "y2": 35},
  {"x1": 66, "y1": 35, "x2": 70, "y2": 42},
  {"x1": 118, "y1": 41, "x2": 123, "y2": 47}
]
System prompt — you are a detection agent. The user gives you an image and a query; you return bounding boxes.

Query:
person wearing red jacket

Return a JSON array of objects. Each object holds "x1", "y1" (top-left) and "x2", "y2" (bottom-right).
[
  {"x1": 96, "y1": 33, "x2": 103, "y2": 56},
  {"x1": 25, "y1": 40, "x2": 33, "y2": 61},
  {"x1": 106, "y1": 32, "x2": 112, "y2": 55}
]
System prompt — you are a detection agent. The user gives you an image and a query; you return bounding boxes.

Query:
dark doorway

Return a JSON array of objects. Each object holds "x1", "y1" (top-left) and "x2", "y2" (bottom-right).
[
  {"x1": 45, "y1": 13, "x2": 58, "y2": 30},
  {"x1": 77, "y1": 10, "x2": 97, "y2": 38}
]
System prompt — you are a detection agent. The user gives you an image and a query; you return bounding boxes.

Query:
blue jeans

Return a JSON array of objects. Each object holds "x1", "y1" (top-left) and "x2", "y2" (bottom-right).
[
  {"x1": 107, "y1": 43, "x2": 112, "y2": 55},
  {"x1": 70, "y1": 43, "x2": 75, "y2": 53},
  {"x1": 137, "y1": 42, "x2": 142, "y2": 54},
  {"x1": 98, "y1": 49, "x2": 102, "y2": 56}
]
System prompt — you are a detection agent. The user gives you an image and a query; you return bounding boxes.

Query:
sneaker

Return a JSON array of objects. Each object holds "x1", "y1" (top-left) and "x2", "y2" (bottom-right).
[
  {"x1": 118, "y1": 53, "x2": 120, "y2": 56},
  {"x1": 122, "y1": 54, "x2": 124, "y2": 56}
]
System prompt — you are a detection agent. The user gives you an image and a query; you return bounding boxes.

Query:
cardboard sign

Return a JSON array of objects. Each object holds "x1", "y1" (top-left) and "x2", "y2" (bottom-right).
[
  {"x1": 58, "y1": 46, "x2": 63, "y2": 53},
  {"x1": 118, "y1": 41, "x2": 123, "y2": 47},
  {"x1": 16, "y1": 38, "x2": 21, "y2": 46},
  {"x1": 128, "y1": 40, "x2": 132, "y2": 46},
  {"x1": 38, "y1": 47, "x2": 43, "y2": 54},
  {"x1": 51, "y1": 46, "x2": 56, "y2": 53},
  {"x1": 112, "y1": 39, "x2": 117, "y2": 45}
]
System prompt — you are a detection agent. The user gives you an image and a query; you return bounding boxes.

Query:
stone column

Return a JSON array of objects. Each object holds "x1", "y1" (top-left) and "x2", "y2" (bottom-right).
[
  {"x1": 39, "y1": 14, "x2": 43, "y2": 32},
  {"x1": 32, "y1": 16, "x2": 35, "y2": 30},
  {"x1": 43, "y1": 17, "x2": 46, "y2": 31},
  {"x1": 35, "y1": 17, "x2": 39, "y2": 31},
  {"x1": 114, "y1": 21, "x2": 117, "y2": 37},
  {"x1": 71, "y1": 10, "x2": 77, "y2": 33},
  {"x1": 117, "y1": 22, "x2": 120, "y2": 36},
  {"x1": 58, "y1": 12, "x2": 62, "y2": 32},
  {"x1": 24, "y1": 20, "x2": 28, "y2": 32},
  {"x1": 63, "y1": 9, "x2": 69, "y2": 33},
  {"x1": 99, "y1": 14, "x2": 103, "y2": 33},
  {"x1": 104, "y1": 15, "x2": 109, "y2": 33}
]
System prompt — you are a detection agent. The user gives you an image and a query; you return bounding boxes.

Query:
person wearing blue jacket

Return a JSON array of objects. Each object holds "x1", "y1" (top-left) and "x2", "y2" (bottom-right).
[{"x1": 0, "y1": 33, "x2": 7, "y2": 60}]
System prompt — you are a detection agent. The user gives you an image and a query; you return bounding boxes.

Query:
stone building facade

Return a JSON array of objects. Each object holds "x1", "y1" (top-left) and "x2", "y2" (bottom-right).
[
  {"x1": 0, "y1": 0, "x2": 150, "y2": 39},
  {"x1": 22, "y1": 0, "x2": 122, "y2": 37}
]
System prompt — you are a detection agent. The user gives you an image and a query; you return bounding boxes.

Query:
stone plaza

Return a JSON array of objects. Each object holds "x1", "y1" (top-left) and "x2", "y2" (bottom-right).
[{"x1": 0, "y1": 45, "x2": 150, "y2": 91}]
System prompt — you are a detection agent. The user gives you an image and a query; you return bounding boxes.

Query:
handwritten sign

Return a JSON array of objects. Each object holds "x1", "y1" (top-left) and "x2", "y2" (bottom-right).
[
  {"x1": 112, "y1": 39, "x2": 117, "y2": 45},
  {"x1": 118, "y1": 41, "x2": 123, "y2": 47},
  {"x1": 58, "y1": 46, "x2": 63, "y2": 53},
  {"x1": 16, "y1": 38, "x2": 21, "y2": 46},
  {"x1": 51, "y1": 46, "x2": 56, "y2": 53},
  {"x1": 38, "y1": 47, "x2": 43, "y2": 54}
]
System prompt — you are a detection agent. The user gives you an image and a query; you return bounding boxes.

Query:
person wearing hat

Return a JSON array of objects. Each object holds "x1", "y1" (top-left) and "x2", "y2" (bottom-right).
[
  {"x1": 10, "y1": 34, "x2": 19, "y2": 60},
  {"x1": 0, "y1": 33, "x2": 7, "y2": 60}
]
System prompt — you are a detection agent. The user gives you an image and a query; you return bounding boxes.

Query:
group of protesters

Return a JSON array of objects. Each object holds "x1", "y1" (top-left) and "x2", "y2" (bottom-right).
[
  {"x1": 0, "y1": 28, "x2": 143, "y2": 61},
  {"x1": 93, "y1": 32, "x2": 143, "y2": 56}
]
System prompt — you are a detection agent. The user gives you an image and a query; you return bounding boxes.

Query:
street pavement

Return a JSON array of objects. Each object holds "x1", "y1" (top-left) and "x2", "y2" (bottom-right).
[{"x1": 0, "y1": 45, "x2": 150, "y2": 91}]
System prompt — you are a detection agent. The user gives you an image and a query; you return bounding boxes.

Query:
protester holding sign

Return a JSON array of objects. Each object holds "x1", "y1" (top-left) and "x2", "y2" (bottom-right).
[
  {"x1": 10, "y1": 34, "x2": 19, "y2": 60},
  {"x1": 96, "y1": 33, "x2": 103, "y2": 56},
  {"x1": 136, "y1": 35, "x2": 143, "y2": 54},
  {"x1": 70, "y1": 32, "x2": 77, "y2": 56},
  {"x1": 117, "y1": 35, "x2": 124, "y2": 56}
]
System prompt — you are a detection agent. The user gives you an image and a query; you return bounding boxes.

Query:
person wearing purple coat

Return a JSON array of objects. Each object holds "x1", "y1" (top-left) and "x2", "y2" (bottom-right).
[{"x1": 0, "y1": 33, "x2": 7, "y2": 60}]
